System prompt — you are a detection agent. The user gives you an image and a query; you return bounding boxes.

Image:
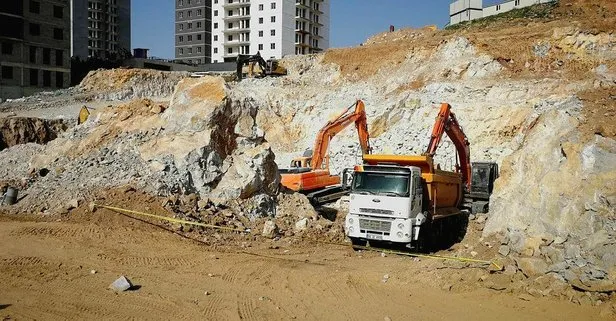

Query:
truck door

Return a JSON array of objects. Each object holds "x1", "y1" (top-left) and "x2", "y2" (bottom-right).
[{"x1": 411, "y1": 168, "x2": 422, "y2": 214}]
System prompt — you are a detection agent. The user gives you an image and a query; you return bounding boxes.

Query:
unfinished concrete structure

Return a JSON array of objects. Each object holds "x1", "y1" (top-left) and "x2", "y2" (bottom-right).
[
  {"x1": 70, "y1": 0, "x2": 131, "y2": 60},
  {"x1": 175, "y1": 0, "x2": 213, "y2": 64},
  {"x1": 0, "y1": 0, "x2": 71, "y2": 99}
]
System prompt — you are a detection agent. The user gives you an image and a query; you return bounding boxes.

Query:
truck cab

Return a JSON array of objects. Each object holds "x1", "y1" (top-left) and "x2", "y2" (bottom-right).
[{"x1": 345, "y1": 165, "x2": 426, "y2": 246}]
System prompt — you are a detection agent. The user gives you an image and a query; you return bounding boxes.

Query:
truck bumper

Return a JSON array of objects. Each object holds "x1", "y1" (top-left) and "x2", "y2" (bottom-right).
[{"x1": 345, "y1": 214, "x2": 414, "y2": 244}]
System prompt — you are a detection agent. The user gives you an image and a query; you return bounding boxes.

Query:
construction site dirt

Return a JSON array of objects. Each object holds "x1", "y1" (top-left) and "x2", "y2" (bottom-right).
[{"x1": 0, "y1": 208, "x2": 613, "y2": 321}]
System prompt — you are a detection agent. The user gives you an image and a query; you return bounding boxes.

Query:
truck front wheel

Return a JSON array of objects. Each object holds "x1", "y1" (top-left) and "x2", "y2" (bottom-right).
[{"x1": 350, "y1": 237, "x2": 367, "y2": 249}]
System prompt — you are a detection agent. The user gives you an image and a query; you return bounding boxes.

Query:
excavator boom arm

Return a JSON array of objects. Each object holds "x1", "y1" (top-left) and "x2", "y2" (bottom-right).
[
  {"x1": 425, "y1": 103, "x2": 471, "y2": 188},
  {"x1": 311, "y1": 100, "x2": 371, "y2": 170}
]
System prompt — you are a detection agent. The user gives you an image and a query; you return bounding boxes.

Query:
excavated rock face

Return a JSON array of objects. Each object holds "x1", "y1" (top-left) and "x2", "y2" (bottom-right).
[
  {"x1": 1, "y1": 76, "x2": 279, "y2": 214},
  {"x1": 0, "y1": 117, "x2": 68, "y2": 151}
]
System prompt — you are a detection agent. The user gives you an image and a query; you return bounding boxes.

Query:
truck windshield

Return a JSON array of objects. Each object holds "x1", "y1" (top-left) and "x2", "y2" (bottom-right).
[{"x1": 352, "y1": 172, "x2": 410, "y2": 196}]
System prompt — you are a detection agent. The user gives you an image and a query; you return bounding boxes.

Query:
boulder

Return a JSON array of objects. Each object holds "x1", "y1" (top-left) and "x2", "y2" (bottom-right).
[
  {"x1": 516, "y1": 257, "x2": 549, "y2": 277},
  {"x1": 262, "y1": 220, "x2": 278, "y2": 239}
]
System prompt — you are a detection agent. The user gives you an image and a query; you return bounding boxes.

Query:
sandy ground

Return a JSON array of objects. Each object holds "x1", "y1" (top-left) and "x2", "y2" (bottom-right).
[{"x1": 0, "y1": 210, "x2": 611, "y2": 321}]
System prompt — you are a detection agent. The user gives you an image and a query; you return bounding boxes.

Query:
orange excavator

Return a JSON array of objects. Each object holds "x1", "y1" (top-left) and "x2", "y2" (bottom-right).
[
  {"x1": 280, "y1": 100, "x2": 371, "y2": 205},
  {"x1": 424, "y1": 102, "x2": 472, "y2": 189},
  {"x1": 424, "y1": 103, "x2": 498, "y2": 213}
]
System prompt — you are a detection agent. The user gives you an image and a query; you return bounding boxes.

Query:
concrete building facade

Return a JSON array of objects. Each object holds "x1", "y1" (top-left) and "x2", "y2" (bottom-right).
[
  {"x1": 210, "y1": 0, "x2": 329, "y2": 63},
  {"x1": 449, "y1": 0, "x2": 556, "y2": 25},
  {"x1": 175, "y1": 0, "x2": 213, "y2": 64},
  {"x1": 71, "y1": 0, "x2": 131, "y2": 60},
  {"x1": 0, "y1": 0, "x2": 71, "y2": 99}
]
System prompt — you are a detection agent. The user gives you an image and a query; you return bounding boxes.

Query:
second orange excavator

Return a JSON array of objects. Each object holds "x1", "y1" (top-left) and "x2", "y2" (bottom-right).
[{"x1": 279, "y1": 100, "x2": 371, "y2": 205}]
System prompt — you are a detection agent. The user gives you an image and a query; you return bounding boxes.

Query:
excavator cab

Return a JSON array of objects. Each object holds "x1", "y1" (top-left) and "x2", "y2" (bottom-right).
[
  {"x1": 470, "y1": 162, "x2": 499, "y2": 199},
  {"x1": 236, "y1": 52, "x2": 287, "y2": 80}
]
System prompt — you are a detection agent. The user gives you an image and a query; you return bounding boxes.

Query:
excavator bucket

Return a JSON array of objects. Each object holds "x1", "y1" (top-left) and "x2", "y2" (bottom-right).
[{"x1": 78, "y1": 106, "x2": 91, "y2": 125}]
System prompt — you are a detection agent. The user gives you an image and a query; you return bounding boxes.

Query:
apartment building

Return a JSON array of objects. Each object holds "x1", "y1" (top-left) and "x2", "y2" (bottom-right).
[
  {"x1": 0, "y1": 0, "x2": 71, "y2": 99},
  {"x1": 175, "y1": 0, "x2": 213, "y2": 64},
  {"x1": 71, "y1": 0, "x2": 131, "y2": 60},
  {"x1": 210, "y1": 0, "x2": 329, "y2": 63},
  {"x1": 449, "y1": 0, "x2": 556, "y2": 25}
]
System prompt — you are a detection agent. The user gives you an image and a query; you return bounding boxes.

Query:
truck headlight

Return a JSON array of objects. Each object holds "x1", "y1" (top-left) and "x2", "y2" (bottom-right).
[
  {"x1": 397, "y1": 232, "x2": 403, "y2": 238},
  {"x1": 349, "y1": 226, "x2": 354, "y2": 232},
  {"x1": 397, "y1": 223, "x2": 404, "y2": 229},
  {"x1": 349, "y1": 218, "x2": 354, "y2": 224}
]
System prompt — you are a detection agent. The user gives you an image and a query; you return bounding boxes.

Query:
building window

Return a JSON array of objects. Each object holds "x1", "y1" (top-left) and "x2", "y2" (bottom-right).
[
  {"x1": 214, "y1": 10, "x2": 218, "y2": 16},
  {"x1": 179, "y1": 48, "x2": 183, "y2": 55},
  {"x1": 1, "y1": 42, "x2": 12, "y2": 55},
  {"x1": 43, "y1": 48, "x2": 50, "y2": 64},
  {"x1": 188, "y1": 22, "x2": 192, "y2": 29},
  {"x1": 197, "y1": 22, "x2": 202, "y2": 28},
  {"x1": 228, "y1": 22, "x2": 233, "y2": 28},
  {"x1": 179, "y1": 12, "x2": 183, "y2": 18},
  {"x1": 271, "y1": 16, "x2": 275, "y2": 23},
  {"x1": 54, "y1": 28, "x2": 63, "y2": 40},
  {"x1": 197, "y1": 47, "x2": 202, "y2": 53},
  {"x1": 258, "y1": 44, "x2": 263, "y2": 50},
  {"x1": 56, "y1": 72, "x2": 64, "y2": 88},
  {"x1": 228, "y1": 10, "x2": 232, "y2": 16},
  {"x1": 515, "y1": 0, "x2": 520, "y2": 5},
  {"x1": 271, "y1": 2, "x2": 276, "y2": 9},
  {"x1": 187, "y1": 0, "x2": 191, "y2": 4},
  {"x1": 214, "y1": 23, "x2": 218, "y2": 29},
  {"x1": 178, "y1": 0, "x2": 183, "y2": 6},
  {"x1": 188, "y1": 10, "x2": 192, "y2": 17},
  {"x1": 197, "y1": 34, "x2": 202, "y2": 40},
  {"x1": 259, "y1": 4, "x2": 263, "y2": 10},
  {"x1": 55, "y1": 50, "x2": 63, "y2": 66},
  {"x1": 270, "y1": 43, "x2": 275, "y2": 49},
  {"x1": 53, "y1": 5, "x2": 63, "y2": 18},
  {"x1": 271, "y1": 29, "x2": 275, "y2": 36},
  {"x1": 496, "y1": 5, "x2": 501, "y2": 10},
  {"x1": 228, "y1": 48, "x2": 232, "y2": 54},
  {"x1": 188, "y1": 35, "x2": 192, "y2": 41},
  {"x1": 29, "y1": 1, "x2": 40, "y2": 14},
  {"x1": 214, "y1": 35, "x2": 218, "y2": 41},
  {"x1": 179, "y1": 24, "x2": 183, "y2": 30},
  {"x1": 29, "y1": 46, "x2": 36, "y2": 63},
  {"x1": 214, "y1": 48, "x2": 218, "y2": 53},
  {"x1": 43, "y1": 70, "x2": 51, "y2": 87},
  {"x1": 228, "y1": 35, "x2": 233, "y2": 41},
  {"x1": 1, "y1": 66, "x2": 13, "y2": 79},
  {"x1": 29, "y1": 69, "x2": 38, "y2": 85},
  {"x1": 258, "y1": 30, "x2": 263, "y2": 37},
  {"x1": 259, "y1": 17, "x2": 263, "y2": 24},
  {"x1": 29, "y1": 23, "x2": 41, "y2": 36},
  {"x1": 188, "y1": 48, "x2": 192, "y2": 54},
  {"x1": 197, "y1": 9, "x2": 202, "y2": 16}
]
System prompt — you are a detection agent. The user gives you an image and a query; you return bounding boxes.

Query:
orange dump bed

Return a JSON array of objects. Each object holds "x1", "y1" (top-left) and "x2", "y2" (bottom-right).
[{"x1": 363, "y1": 154, "x2": 463, "y2": 212}]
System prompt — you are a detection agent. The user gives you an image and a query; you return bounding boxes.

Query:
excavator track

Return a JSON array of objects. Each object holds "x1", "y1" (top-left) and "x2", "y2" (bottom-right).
[{"x1": 306, "y1": 185, "x2": 350, "y2": 207}]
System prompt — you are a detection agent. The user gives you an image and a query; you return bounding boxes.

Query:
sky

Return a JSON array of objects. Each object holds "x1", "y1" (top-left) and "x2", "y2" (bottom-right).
[{"x1": 131, "y1": 0, "x2": 504, "y2": 59}]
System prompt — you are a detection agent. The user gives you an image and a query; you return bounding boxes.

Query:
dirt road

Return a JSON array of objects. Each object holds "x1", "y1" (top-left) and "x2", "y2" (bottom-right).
[{"x1": 0, "y1": 210, "x2": 611, "y2": 321}]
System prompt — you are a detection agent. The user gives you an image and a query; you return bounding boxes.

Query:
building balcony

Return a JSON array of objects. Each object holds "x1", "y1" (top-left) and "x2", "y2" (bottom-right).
[
  {"x1": 295, "y1": 28, "x2": 310, "y2": 34},
  {"x1": 224, "y1": 27, "x2": 250, "y2": 34},
  {"x1": 223, "y1": 14, "x2": 250, "y2": 22},
  {"x1": 223, "y1": 0, "x2": 250, "y2": 9},
  {"x1": 223, "y1": 52, "x2": 239, "y2": 58},
  {"x1": 224, "y1": 39, "x2": 250, "y2": 46}
]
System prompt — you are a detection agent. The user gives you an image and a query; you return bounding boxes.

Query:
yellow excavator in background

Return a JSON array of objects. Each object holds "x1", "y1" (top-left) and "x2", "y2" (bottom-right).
[{"x1": 236, "y1": 52, "x2": 287, "y2": 80}]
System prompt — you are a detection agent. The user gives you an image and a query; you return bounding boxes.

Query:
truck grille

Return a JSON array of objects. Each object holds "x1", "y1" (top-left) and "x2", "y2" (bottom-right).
[
  {"x1": 359, "y1": 219, "x2": 392, "y2": 232},
  {"x1": 360, "y1": 208, "x2": 394, "y2": 215}
]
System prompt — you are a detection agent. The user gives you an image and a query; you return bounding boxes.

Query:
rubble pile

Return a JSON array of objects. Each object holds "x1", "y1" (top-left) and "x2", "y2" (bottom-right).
[
  {"x1": 0, "y1": 117, "x2": 69, "y2": 151},
  {"x1": 0, "y1": 76, "x2": 279, "y2": 216}
]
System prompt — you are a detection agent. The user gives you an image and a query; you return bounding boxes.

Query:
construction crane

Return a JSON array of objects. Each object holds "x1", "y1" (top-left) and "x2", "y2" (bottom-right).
[
  {"x1": 280, "y1": 100, "x2": 371, "y2": 205},
  {"x1": 236, "y1": 52, "x2": 287, "y2": 80}
]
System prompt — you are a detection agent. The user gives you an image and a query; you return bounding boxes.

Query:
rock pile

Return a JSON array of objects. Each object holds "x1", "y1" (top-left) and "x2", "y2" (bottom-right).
[
  {"x1": 0, "y1": 76, "x2": 280, "y2": 216},
  {"x1": 0, "y1": 117, "x2": 69, "y2": 151}
]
